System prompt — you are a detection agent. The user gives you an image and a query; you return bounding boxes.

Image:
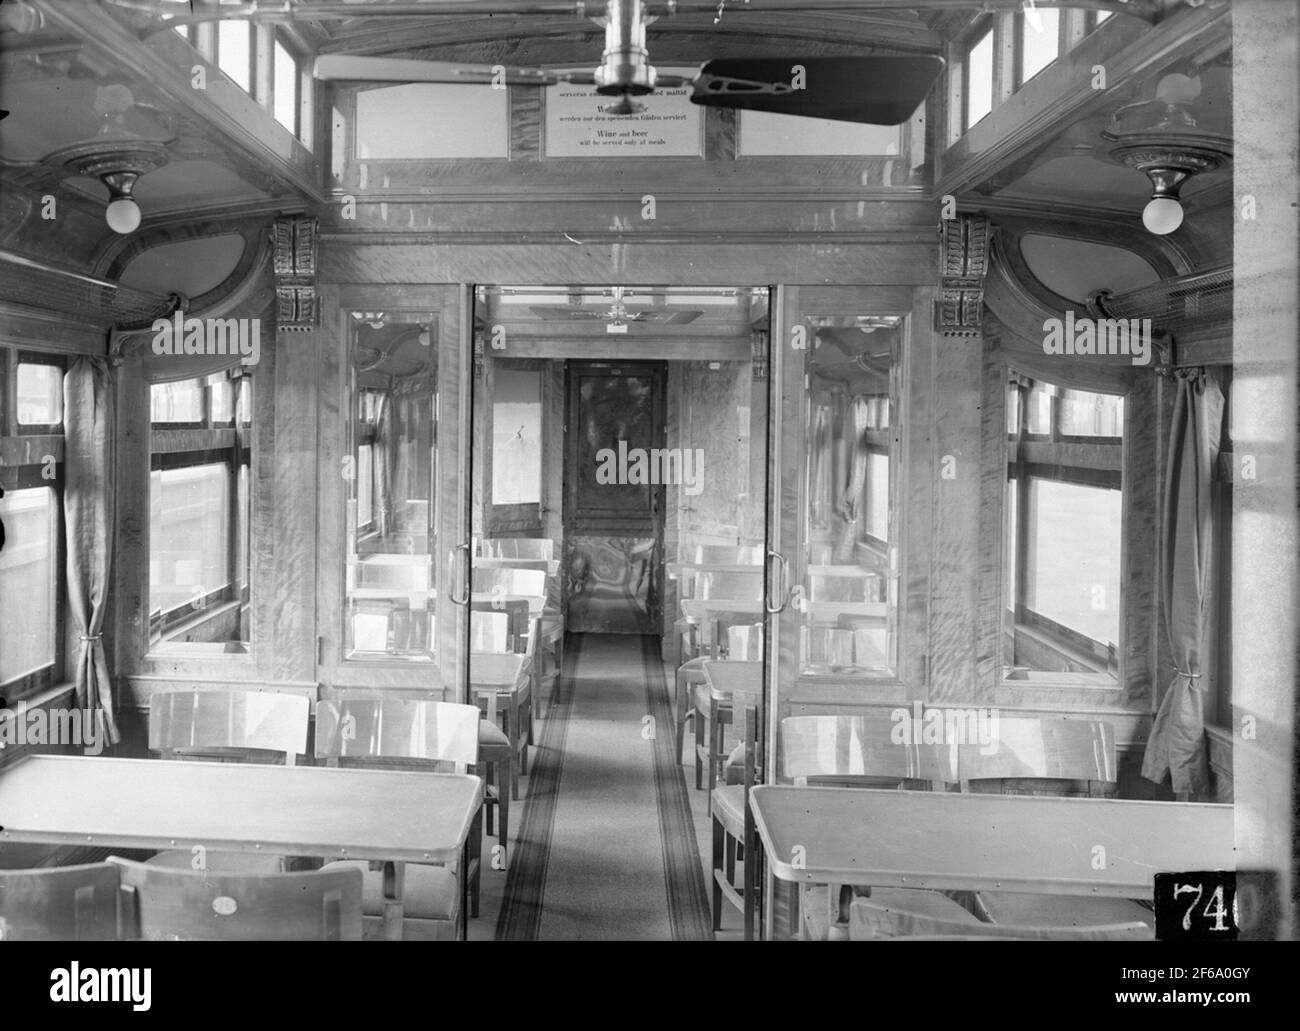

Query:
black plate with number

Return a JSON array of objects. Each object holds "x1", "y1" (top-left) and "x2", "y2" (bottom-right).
[{"x1": 1154, "y1": 870, "x2": 1279, "y2": 941}]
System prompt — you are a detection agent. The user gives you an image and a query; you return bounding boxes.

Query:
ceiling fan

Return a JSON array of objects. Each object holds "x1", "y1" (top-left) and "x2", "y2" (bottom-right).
[
  {"x1": 530, "y1": 287, "x2": 704, "y2": 329},
  {"x1": 313, "y1": 0, "x2": 944, "y2": 125}
]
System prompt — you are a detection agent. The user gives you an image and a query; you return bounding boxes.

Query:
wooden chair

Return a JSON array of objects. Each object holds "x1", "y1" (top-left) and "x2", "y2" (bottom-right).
[
  {"x1": 315, "y1": 697, "x2": 481, "y2": 939},
  {"x1": 0, "y1": 863, "x2": 121, "y2": 941},
  {"x1": 469, "y1": 626, "x2": 533, "y2": 803},
  {"x1": 473, "y1": 566, "x2": 554, "y2": 718},
  {"x1": 673, "y1": 568, "x2": 764, "y2": 668},
  {"x1": 110, "y1": 857, "x2": 362, "y2": 941},
  {"x1": 776, "y1": 714, "x2": 975, "y2": 941},
  {"x1": 955, "y1": 716, "x2": 1156, "y2": 934},
  {"x1": 710, "y1": 704, "x2": 762, "y2": 938},
  {"x1": 695, "y1": 650, "x2": 763, "y2": 797},
  {"x1": 847, "y1": 898, "x2": 1152, "y2": 941},
  {"x1": 674, "y1": 611, "x2": 761, "y2": 768},
  {"x1": 146, "y1": 689, "x2": 309, "y2": 874}
]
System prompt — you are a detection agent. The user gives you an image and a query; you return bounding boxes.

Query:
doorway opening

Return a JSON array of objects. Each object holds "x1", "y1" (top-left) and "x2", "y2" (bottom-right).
[{"x1": 464, "y1": 284, "x2": 773, "y2": 940}]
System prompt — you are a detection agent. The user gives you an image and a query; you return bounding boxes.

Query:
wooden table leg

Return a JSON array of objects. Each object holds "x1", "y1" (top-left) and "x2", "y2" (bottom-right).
[{"x1": 381, "y1": 861, "x2": 406, "y2": 941}]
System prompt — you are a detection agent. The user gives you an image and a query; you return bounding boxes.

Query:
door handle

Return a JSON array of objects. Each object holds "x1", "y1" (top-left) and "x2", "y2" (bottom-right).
[
  {"x1": 450, "y1": 542, "x2": 471, "y2": 606},
  {"x1": 765, "y1": 549, "x2": 789, "y2": 614}
]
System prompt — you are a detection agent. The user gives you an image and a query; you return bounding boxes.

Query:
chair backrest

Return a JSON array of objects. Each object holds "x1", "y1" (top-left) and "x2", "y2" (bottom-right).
[
  {"x1": 779, "y1": 715, "x2": 957, "y2": 788},
  {"x1": 0, "y1": 863, "x2": 121, "y2": 941},
  {"x1": 956, "y1": 716, "x2": 1117, "y2": 796},
  {"x1": 470, "y1": 599, "x2": 530, "y2": 653},
  {"x1": 315, "y1": 697, "x2": 479, "y2": 772},
  {"x1": 807, "y1": 568, "x2": 873, "y2": 603},
  {"x1": 149, "y1": 690, "x2": 309, "y2": 765},
  {"x1": 847, "y1": 898, "x2": 1152, "y2": 941},
  {"x1": 111, "y1": 858, "x2": 362, "y2": 941},
  {"x1": 696, "y1": 569, "x2": 765, "y2": 602},
  {"x1": 472, "y1": 565, "x2": 547, "y2": 599},
  {"x1": 485, "y1": 537, "x2": 555, "y2": 560},
  {"x1": 680, "y1": 544, "x2": 764, "y2": 565}
]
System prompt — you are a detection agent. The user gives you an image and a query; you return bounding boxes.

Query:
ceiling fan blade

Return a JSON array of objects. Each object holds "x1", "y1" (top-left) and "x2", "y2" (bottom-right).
[
  {"x1": 689, "y1": 56, "x2": 945, "y2": 126},
  {"x1": 529, "y1": 307, "x2": 601, "y2": 321},
  {"x1": 630, "y1": 309, "x2": 704, "y2": 325},
  {"x1": 313, "y1": 54, "x2": 557, "y2": 86}
]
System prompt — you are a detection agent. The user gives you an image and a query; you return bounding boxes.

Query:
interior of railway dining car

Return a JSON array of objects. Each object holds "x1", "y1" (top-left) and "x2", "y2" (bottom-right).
[{"x1": 0, "y1": 0, "x2": 1296, "y2": 945}]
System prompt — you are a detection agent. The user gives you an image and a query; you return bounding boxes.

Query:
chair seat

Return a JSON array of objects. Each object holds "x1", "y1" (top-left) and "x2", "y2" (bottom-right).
[
  {"x1": 695, "y1": 683, "x2": 731, "y2": 713},
  {"x1": 323, "y1": 861, "x2": 458, "y2": 922},
  {"x1": 803, "y1": 884, "x2": 978, "y2": 941},
  {"x1": 975, "y1": 890, "x2": 1155, "y2": 930},
  {"x1": 478, "y1": 719, "x2": 510, "y2": 750},
  {"x1": 146, "y1": 850, "x2": 284, "y2": 876},
  {"x1": 711, "y1": 785, "x2": 746, "y2": 838}
]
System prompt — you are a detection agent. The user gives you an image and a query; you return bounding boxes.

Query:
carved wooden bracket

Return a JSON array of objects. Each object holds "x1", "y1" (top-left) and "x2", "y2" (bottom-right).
[
  {"x1": 935, "y1": 215, "x2": 991, "y2": 337},
  {"x1": 272, "y1": 215, "x2": 318, "y2": 331}
]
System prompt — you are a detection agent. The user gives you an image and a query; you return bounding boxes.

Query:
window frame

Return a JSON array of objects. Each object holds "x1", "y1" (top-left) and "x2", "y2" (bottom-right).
[
  {"x1": 1004, "y1": 375, "x2": 1125, "y2": 678},
  {"x1": 272, "y1": 31, "x2": 302, "y2": 138},
  {"x1": 962, "y1": 20, "x2": 996, "y2": 131},
  {"x1": 0, "y1": 347, "x2": 67, "y2": 700},
  {"x1": 147, "y1": 371, "x2": 252, "y2": 644},
  {"x1": 1013, "y1": 7, "x2": 1063, "y2": 89},
  {"x1": 214, "y1": 17, "x2": 255, "y2": 97}
]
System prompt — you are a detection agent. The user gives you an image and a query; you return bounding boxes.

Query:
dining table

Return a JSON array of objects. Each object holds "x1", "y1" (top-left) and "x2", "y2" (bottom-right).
[
  {"x1": 0, "y1": 754, "x2": 483, "y2": 941},
  {"x1": 747, "y1": 784, "x2": 1236, "y2": 940}
]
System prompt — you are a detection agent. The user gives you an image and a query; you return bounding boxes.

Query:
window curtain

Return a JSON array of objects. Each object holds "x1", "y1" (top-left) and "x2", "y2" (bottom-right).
[
  {"x1": 1141, "y1": 367, "x2": 1225, "y2": 796},
  {"x1": 63, "y1": 356, "x2": 121, "y2": 746},
  {"x1": 373, "y1": 391, "x2": 395, "y2": 538},
  {"x1": 833, "y1": 396, "x2": 871, "y2": 562}
]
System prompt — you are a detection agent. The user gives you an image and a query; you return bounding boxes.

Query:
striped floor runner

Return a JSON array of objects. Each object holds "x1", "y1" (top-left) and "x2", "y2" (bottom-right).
[{"x1": 494, "y1": 633, "x2": 712, "y2": 941}]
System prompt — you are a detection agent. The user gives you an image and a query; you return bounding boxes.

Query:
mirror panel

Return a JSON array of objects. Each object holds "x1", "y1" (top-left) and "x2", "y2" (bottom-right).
[{"x1": 344, "y1": 312, "x2": 438, "y2": 662}]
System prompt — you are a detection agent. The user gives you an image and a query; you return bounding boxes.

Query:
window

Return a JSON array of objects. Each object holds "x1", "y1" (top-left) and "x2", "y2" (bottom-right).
[
  {"x1": 151, "y1": 379, "x2": 204, "y2": 425},
  {"x1": 1005, "y1": 377, "x2": 1124, "y2": 678},
  {"x1": 148, "y1": 371, "x2": 252, "y2": 648},
  {"x1": 16, "y1": 360, "x2": 62, "y2": 429},
  {"x1": 1017, "y1": 8, "x2": 1060, "y2": 85},
  {"x1": 273, "y1": 37, "x2": 300, "y2": 135},
  {"x1": 492, "y1": 369, "x2": 542, "y2": 506},
  {"x1": 150, "y1": 463, "x2": 231, "y2": 618},
  {"x1": 965, "y1": 28, "x2": 994, "y2": 128},
  {"x1": 0, "y1": 487, "x2": 58, "y2": 687},
  {"x1": 0, "y1": 348, "x2": 65, "y2": 698},
  {"x1": 863, "y1": 451, "x2": 889, "y2": 544},
  {"x1": 217, "y1": 19, "x2": 252, "y2": 94}
]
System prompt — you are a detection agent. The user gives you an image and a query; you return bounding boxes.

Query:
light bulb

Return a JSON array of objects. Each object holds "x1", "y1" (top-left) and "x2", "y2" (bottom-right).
[
  {"x1": 105, "y1": 197, "x2": 141, "y2": 234},
  {"x1": 1142, "y1": 196, "x2": 1183, "y2": 235}
]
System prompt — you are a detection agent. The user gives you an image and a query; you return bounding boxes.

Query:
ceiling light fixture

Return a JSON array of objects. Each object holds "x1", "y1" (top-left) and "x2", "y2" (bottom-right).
[{"x1": 1102, "y1": 73, "x2": 1231, "y2": 236}]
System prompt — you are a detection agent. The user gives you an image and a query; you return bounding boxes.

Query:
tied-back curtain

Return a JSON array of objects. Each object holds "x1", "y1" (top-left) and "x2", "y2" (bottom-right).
[
  {"x1": 63, "y1": 356, "x2": 121, "y2": 746},
  {"x1": 373, "y1": 391, "x2": 395, "y2": 537},
  {"x1": 809, "y1": 405, "x2": 831, "y2": 527},
  {"x1": 833, "y1": 397, "x2": 871, "y2": 562},
  {"x1": 1141, "y1": 368, "x2": 1224, "y2": 796}
]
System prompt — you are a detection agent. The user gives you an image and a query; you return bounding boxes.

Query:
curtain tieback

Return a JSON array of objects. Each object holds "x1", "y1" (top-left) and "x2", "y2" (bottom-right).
[
  {"x1": 1171, "y1": 665, "x2": 1201, "y2": 680},
  {"x1": 79, "y1": 633, "x2": 103, "y2": 643}
]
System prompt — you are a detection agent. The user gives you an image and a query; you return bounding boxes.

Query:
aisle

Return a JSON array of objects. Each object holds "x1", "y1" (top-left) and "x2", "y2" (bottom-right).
[{"x1": 494, "y1": 633, "x2": 712, "y2": 941}]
